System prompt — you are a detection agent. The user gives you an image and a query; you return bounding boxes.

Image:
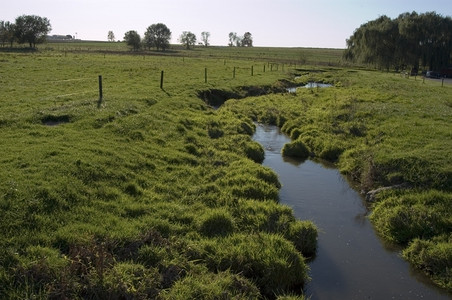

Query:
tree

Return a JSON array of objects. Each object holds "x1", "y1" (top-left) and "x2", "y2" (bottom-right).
[
  {"x1": 242, "y1": 32, "x2": 253, "y2": 47},
  {"x1": 201, "y1": 31, "x2": 210, "y2": 47},
  {"x1": 14, "y1": 15, "x2": 51, "y2": 48},
  {"x1": 0, "y1": 21, "x2": 16, "y2": 47},
  {"x1": 179, "y1": 31, "x2": 196, "y2": 49},
  {"x1": 344, "y1": 12, "x2": 452, "y2": 71},
  {"x1": 228, "y1": 32, "x2": 240, "y2": 46},
  {"x1": 144, "y1": 23, "x2": 171, "y2": 51},
  {"x1": 123, "y1": 30, "x2": 141, "y2": 51},
  {"x1": 108, "y1": 31, "x2": 115, "y2": 42}
]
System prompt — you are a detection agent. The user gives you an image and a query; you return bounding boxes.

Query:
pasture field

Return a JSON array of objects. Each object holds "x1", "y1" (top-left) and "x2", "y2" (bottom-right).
[
  {"x1": 0, "y1": 45, "x2": 318, "y2": 299},
  {"x1": 0, "y1": 43, "x2": 450, "y2": 297}
]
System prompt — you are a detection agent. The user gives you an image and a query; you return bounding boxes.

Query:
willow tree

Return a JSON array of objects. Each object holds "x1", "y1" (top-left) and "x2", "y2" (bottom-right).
[{"x1": 345, "y1": 11, "x2": 452, "y2": 71}]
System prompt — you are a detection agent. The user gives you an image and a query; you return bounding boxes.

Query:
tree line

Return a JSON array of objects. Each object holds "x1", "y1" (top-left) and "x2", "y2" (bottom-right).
[
  {"x1": 1, "y1": 14, "x2": 254, "y2": 51},
  {"x1": 344, "y1": 11, "x2": 452, "y2": 72},
  {"x1": 0, "y1": 15, "x2": 51, "y2": 48},
  {"x1": 122, "y1": 24, "x2": 253, "y2": 51}
]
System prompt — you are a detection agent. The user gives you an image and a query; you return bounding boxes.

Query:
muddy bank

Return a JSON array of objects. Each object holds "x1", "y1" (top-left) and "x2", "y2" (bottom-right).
[{"x1": 198, "y1": 80, "x2": 294, "y2": 107}]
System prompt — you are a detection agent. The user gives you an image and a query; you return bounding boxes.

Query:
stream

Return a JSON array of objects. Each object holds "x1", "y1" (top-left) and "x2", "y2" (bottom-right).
[{"x1": 252, "y1": 123, "x2": 451, "y2": 300}]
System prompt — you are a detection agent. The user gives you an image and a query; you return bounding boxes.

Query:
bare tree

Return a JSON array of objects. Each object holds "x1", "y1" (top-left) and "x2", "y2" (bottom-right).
[
  {"x1": 108, "y1": 30, "x2": 115, "y2": 42},
  {"x1": 228, "y1": 32, "x2": 237, "y2": 46},
  {"x1": 201, "y1": 31, "x2": 210, "y2": 47}
]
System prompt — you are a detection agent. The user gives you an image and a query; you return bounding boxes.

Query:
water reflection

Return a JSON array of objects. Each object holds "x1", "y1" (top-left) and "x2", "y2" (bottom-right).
[{"x1": 252, "y1": 123, "x2": 451, "y2": 300}]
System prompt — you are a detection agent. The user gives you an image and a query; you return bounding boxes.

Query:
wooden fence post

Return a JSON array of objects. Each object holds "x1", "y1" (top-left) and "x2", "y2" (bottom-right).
[
  {"x1": 98, "y1": 75, "x2": 103, "y2": 101},
  {"x1": 233, "y1": 67, "x2": 236, "y2": 79},
  {"x1": 251, "y1": 65, "x2": 254, "y2": 76},
  {"x1": 160, "y1": 71, "x2": 164, "y2": 89},
  {"x1": 205, "y1": 68, "x2": 207, "y2": 83}
]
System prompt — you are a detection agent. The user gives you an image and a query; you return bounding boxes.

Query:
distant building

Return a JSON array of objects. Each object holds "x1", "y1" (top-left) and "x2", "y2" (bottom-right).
[{"x1": 46, "y1": 34, "x2": 74, "y2": 41}]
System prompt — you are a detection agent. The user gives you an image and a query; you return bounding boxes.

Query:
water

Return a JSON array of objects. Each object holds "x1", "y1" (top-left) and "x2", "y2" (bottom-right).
[
  {"x1": 252, "y1": 123, "x2": 451, "y2": 300},
  {"x1": 287, "y1": 82, "x2": 333, "y2": 93}
]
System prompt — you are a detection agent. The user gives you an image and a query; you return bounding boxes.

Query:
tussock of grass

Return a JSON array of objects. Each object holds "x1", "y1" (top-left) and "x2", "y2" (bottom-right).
[
  {"x1": 370, "y1": 190, "x2": 451, "y2": 244},
  {"x1": 191, "y1": 233, "x2": 308, "y2": 299},
  {"x1": 282, "y1": 139, "x2": 310, "y2": 159},
  {"x1": 403, "y1": 236, "x2": 452, "y2": 290}
]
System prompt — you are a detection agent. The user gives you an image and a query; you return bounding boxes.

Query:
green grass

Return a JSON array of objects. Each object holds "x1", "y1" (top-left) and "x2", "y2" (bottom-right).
[
  {"x1": 2, "y1": 43, "x2": 450, "y2": 296},
  {"x1": 0, "y1": 45, "x2": 321, "y2": 298}
]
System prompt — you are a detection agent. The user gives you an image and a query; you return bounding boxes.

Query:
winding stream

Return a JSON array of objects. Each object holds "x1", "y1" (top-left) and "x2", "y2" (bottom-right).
[{"x1": 252, "y1": 124, "x2": 451, "y2": 300}]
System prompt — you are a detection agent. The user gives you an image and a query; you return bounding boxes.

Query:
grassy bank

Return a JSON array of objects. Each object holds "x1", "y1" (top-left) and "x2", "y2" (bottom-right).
[
  {"x1": 220, "y1": 67, "x2": 452, "y2": 291},
  {"x1": 0, "y1": 47, "x2": 321, "y2": 298}
]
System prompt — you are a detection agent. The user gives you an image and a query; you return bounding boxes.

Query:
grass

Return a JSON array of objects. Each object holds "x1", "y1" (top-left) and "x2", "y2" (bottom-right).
[
  {"x1": 220, "y1": 67, "x2": 452, "y2": 291},
  {"x1": 0, "y1": 44, "x2": 323, "y2": 299},
  {"x1": 2, "y1": 42, "x2": 450, "y2": 296}
]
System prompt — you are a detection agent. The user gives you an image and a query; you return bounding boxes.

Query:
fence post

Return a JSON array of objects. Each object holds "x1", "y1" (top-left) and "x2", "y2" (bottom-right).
[
  {"x1": 205, "y1": 68, "x2": 207, "y2": 83},
  {"x1": 233, "y1": 67, "x2": 236, "y2": 79},
  {"x1": 98, "y1": 75, "x2": 103, "y2": 100},
  {"x1": 97, "y1": 75, "x2": 103, "y2": 108},
  {"x1": 251, "y1": 65, "x2": 254, "y2": 76},
  {"x1": 160, "y1": 71, "x2": 164, "y2": 89}
]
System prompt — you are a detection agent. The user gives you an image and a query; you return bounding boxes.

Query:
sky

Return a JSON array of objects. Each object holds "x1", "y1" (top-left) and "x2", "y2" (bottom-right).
[{"x1": 2, "y1": 0, "x2": 452, "y2": 48}]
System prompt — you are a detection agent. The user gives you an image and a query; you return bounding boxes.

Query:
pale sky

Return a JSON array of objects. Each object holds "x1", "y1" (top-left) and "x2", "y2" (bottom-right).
[{"x1": 2, "y1": 0, "x2": 452, "y2": 48}]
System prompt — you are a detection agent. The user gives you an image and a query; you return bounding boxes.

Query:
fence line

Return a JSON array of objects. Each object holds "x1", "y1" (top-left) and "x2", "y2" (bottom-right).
[
  {"x1": 37, "y1": 90, "x2": 97, "y2": 102},
  {"x1": 47, "y1": 78, "x2": 93, "y2": 83},
  {"x1": 36, "y1": 62, "x2": 291, "y2": 104}
]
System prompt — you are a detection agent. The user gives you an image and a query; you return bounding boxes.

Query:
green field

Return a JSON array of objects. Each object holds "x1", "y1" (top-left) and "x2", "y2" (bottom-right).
[{"x1": 0, "y1": 43, "x2": 451, "y2": 298}]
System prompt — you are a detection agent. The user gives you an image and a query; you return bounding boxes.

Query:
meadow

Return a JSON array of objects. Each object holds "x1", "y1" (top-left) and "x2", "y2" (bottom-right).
[
  {"x1": 0, "y1": 43, "x2": 450, "y2": 298},
  {"x1": 0, "y1": 44, "x2": 324, "y2": 299}
]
